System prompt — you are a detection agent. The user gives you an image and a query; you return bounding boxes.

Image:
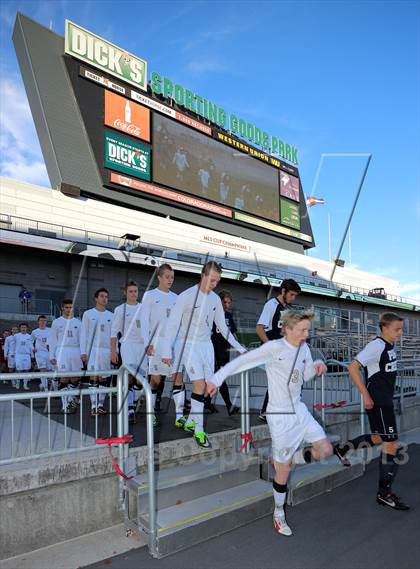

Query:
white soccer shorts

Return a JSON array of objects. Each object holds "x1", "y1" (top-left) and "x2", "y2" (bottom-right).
[
  {"x1": 15, "y1": 354, "x2": 31, "y2": 371},
  {"x1": 55, "y1": 347, "x2": 83, "y2": 373},
  {"x1": 7, "y1": 354, "x2": 16, "y2": 369},
  {"x1": 148, "y1": 350, "x2": 173, "y2": 376},
  {"x1": 87, "y1": 348, "x2": 111, "y2": 373},
  {"x1": 267, "y1": 402, "x2": 326, "y2": 463},
  {"x1": 35, "y1": 351, "x2": 52, "y2": 370},
  {"x1": 120, "y1": 341, "x2": 147, "y2": 377},
  {"x1": 178, "y1": 342, "x2": 215, "y2": 382}
]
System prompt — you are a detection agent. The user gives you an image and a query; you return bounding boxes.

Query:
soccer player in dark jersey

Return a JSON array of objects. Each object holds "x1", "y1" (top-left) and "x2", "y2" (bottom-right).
[
  {"x1": 205, "y1": 290, "x2": 240, "y2": 415},
  {"x1": 334, "y1": 313, "x2": 409, "y2": 510},
  {"x1": 256, "y1": 279, "x2": 301, "y2": 421}
]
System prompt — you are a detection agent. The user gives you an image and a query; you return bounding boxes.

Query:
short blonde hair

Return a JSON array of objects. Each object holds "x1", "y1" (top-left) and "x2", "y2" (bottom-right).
[{"x1": 281, "y1": 309, "x2": 314, "y2": 330}]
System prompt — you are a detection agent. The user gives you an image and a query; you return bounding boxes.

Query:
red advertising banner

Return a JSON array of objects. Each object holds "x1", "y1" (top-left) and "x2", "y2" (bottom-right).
[{"x1": 110, "y1": 173, "x2": 233, "y2": 218}]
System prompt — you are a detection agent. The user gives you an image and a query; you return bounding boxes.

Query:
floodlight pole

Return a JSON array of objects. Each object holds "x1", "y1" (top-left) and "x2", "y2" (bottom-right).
[{"x1": 330, "y1": 154, "x2": 372, "y2": 282}]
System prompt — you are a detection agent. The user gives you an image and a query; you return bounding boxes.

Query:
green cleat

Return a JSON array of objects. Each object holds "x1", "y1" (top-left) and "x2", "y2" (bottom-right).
[
  {"x1": 183, "y1": 419, "x2": 197, "y2": 435},
  {"x1": 193, "y1": 431, "x2": 212, "y2": 449},
  {"x1": 174, "y1": 416, "x2": 187, "y2": 429},
  {"x1": 151, "y1": 414, "x2": 158, "y2": 427}
]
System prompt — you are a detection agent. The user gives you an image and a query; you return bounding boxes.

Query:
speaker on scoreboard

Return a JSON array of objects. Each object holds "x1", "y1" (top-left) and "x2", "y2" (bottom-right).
[{"x1": 59, "y1": 182, "x2": 81, "y2": 198}]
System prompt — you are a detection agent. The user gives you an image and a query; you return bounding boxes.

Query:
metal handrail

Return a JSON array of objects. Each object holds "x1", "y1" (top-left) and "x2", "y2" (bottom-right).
[{"x1": 0, "y1": 366, "x2": 157, "y2": 558}]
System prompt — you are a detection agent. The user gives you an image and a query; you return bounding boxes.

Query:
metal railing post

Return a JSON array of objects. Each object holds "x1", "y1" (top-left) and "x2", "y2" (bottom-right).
[
  {"x1": 117, "y1": 367, "x2": 125, "y2": 510},
  {"x1": 244, "y1": 371, "x2": 250, "y2": 454},
  {"x1": 320, "y1": 373, "x2": 326, "y2": 426},
  {"x1": 240, "y1": 372, "x2": 246, "y2": 453}
]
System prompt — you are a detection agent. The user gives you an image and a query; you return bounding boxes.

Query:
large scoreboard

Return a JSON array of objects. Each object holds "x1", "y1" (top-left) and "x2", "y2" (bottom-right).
[{"x1": 13, "y1": 15, "x2": 315, "y2": 250}]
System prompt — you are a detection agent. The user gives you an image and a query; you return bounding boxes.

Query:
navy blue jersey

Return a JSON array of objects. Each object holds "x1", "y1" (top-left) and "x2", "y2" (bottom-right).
[
  {"x1": 355, "y1": 337, "x2": 397, "y2": 406},
  {"x1": 211, "y1": 311, "x2": 237, "y2": 360},
  {"x1": 257, "y1": 298, "x2": 288, "y2": 340}
]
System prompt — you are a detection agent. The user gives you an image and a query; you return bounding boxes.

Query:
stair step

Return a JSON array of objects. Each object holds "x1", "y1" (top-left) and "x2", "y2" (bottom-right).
[
  {"x1": 141, "y1": 479, "x2": 273, "y2": 558},
  {"x1": 127, "y1": 453, "x2": 260, "y2": 512}
]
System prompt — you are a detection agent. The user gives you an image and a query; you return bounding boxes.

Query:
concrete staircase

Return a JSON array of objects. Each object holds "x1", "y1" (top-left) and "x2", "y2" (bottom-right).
[{"x1": 125, "y1": 444, "x2": 364, "y2": 558}]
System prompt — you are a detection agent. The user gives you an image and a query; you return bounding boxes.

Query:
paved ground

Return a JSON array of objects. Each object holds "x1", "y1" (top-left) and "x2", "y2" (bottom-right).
[{"x1": 86, "y1": 444, "x2": 420, "y2": 569}]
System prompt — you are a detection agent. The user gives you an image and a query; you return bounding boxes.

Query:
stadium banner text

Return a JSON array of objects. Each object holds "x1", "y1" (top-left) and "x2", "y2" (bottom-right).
[
  {"x1": 104, "y1": 131, "x2": 151, "y2": 180},
  {"x1": 65, "y1": 20, "x2": 298, "y2": 164},
  {"x1": 65, "y1": 20, "x2": 147, "y2": 91}
]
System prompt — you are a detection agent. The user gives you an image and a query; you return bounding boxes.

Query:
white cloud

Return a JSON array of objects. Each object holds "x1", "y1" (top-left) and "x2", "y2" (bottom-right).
[{"x1": 0, "y1": 76, "x2": 49, "y2": 186}]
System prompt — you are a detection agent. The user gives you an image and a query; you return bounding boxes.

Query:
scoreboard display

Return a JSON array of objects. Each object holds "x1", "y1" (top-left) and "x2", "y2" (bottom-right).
[{"x1": 14, "y1": 16, "x2": 315, "y2": 248}]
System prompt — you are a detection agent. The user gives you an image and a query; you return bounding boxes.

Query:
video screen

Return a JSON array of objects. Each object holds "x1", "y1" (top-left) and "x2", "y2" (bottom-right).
[
  {"x1": 280, "y1": 171, "x2": 300, "y2": 202},
  {"x1": 153, "y1": 114, "x2": 280, "y2": 223}
]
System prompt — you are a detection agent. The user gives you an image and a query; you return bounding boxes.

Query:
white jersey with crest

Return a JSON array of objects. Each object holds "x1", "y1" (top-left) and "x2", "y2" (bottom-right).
[
  {"x1": 80, "y1": 308, "x2": 113, "y2": 354},
  {"x1": 161, "y1": 285, "x2": 245, "y2": 360},
  {"x1": 14, "y1": 333, "x2": 33, "y2": 356},
  {"x1": 4, "y1": 335, "x2": 16, "y2": 358},
  {"x1": 211, "y1": 338, "x2": 319, "y2": 413},
  {"x1": 111, "y1": 303, "x2": 143, "y2": 344},
  {"x1": 48, "y1": 317, "x2": 82, "y2": 360},
  {"x1": 140, "y1": 288, "x2": 178, "y2": 349},
  {"x1": 31, "y1": 328, "x2": 51, "y2": 353}
]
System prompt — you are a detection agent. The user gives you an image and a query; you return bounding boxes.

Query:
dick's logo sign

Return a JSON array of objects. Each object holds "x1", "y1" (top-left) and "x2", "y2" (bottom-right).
[{"x1": 104, "y1": 131, "x2": 151, "y2": 180}]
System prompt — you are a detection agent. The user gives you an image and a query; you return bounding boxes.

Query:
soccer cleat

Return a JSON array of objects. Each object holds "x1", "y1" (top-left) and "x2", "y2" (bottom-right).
[
  {"x1": 228, "y1": 405, "x2": 240, "y2": 416},
  {"x1": 333, "y1": 445, "x2": 351, "y2": 467},
  {"x1": 258, "y1": 413, "x2": 267, "y2": 423},
  {"x1": 174, "y1": 416, "x2": 187, "y2": 429},
  {"x1": 15, "y1": 381, "x2": 20, "y2": 389},
  {"x1": 376, "y1": 492, "x2": 410, "y2": 510},
  {"x1": 193, "y1": 431, "x2": 212, "y2": 449},
  {"x1": 151, "y1": 414, "x2": 158, "y2": 427},
  {"x1": 97, "y1": 406, "x2": 108, "y2": 415},
  {"x1": 91, "y1": 408, "x2": 99, "y2": 416},
  {"x1": 273, "y1": 515, "x2": 293, "y2": 536},
  {"x1": 23, "y1": 384, "x2": 30, "y2": 391},
  {"x1": 183, "y1": 419, "x2": 197, "y2": 435}
]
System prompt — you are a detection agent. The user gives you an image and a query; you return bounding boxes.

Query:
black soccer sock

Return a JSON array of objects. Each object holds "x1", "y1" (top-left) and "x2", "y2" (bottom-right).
[
  {"x1": 337, "y1": 435, "x2": 377, "y2": 455},
  {"x1": 219, "y1": 381, "x2": 232, "y2": 410},
  {"x1": 157, "y1": 376, "x2": 165, "y2": 399},
  {"x1": 378, "y1": 453, "x2": 399, "y2": 495},
  {"x1": 260, "y1": 390, "x2": 269, "y2": 414}
]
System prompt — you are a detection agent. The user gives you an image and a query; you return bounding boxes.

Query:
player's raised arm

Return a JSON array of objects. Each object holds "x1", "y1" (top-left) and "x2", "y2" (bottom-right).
[{"x1": 207, "y1": 342, "x2": 273, "y2": 396}]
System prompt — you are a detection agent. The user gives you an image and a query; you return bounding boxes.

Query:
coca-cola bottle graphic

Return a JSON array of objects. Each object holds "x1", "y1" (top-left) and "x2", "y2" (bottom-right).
[{"x1": 125, "y1": 100, "x2": 131, "y2": 123}]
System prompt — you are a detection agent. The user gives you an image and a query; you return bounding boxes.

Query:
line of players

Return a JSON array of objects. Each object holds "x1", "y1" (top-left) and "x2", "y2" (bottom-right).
[
  {"x1": 1, "y1": 262, "x2": 410, "y2": 535},
  {"x1": 0, "y1": 262, "x2": 244, "y2": 430}
]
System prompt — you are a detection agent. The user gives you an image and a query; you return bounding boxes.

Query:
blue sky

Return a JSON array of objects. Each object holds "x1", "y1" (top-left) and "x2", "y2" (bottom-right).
[{"x1": 1, "y1": 1, "x2": 419, "y2": 301}]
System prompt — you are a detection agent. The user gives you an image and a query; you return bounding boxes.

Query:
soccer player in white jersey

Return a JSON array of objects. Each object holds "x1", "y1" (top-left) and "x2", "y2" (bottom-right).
[
  {"x1": 111, "y1": 280, "x2": 145, "y2": 421},
  {"x1": 81, "y1": 288, "x2": 113, "y2": 416},
  {"x1": 4, "y1": 325, "x2": 18, "y2": 387},
  {"x1": 14, "y1": 323, "x2": 34, "y2": 390},
  {"x1": 31, "y1": 315, "x2": 51, "y2": 391},
  {"x1": 49, "y1": 299, "x2": 83, "y2": 413},
  {"x1": 141, "y1": 264, "x2": 178, "y2": 424},
  {"x1": 162, "y1": 261, "x2": 246, "y2": 449},
  {"x1": 207, "y1": 310, "x2": 330, "y2": 536}
]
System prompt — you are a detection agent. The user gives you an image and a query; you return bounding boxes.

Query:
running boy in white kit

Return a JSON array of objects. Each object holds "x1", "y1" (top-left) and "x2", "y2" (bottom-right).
[
  {"x1": 49, "y1": 299, "x2": 83, "y2": 413},
  {"x1": 162, "y1": 261, "x2": 246, "y2": 449},
  {"x1": 31, "y1": 315, "x2": 51, "y2": 391},
  {"x1": 141, "y1": 264, "x2": 178, "y2": 425},
  {"x1": 111, "y1": 280, "x2": 145, "y2": 421},
  {"x1": 207, "y1": 310, "x2": 330, "y2": 536},
  {"x1": 14, "y1": 323, "x2": 34, "y2": 390},
  {"x1": 4, "y1": 325, "x2": 18, "y2": 387},
  {"x1": 80, "y1": 288, "x2": 113, "y2": 416}
]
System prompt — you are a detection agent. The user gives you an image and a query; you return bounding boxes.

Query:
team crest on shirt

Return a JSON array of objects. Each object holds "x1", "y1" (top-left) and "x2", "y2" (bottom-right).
[
  {"x1": 291, "y1": 369, "x2": 300, "y2": 383},
  {"x1": 166, "y1": 308, "x2": 171, "y2": 318}
]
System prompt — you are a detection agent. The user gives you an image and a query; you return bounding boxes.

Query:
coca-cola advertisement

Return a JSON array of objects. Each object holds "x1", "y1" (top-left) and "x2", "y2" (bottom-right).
[{"x1": 104, "y1": 90, "x2": 150, "y2": 142}]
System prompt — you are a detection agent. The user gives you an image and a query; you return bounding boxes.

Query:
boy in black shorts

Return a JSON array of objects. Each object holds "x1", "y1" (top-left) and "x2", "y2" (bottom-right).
[{"x1": 334, "y1": 312, "x2": 409, "y2": 510}]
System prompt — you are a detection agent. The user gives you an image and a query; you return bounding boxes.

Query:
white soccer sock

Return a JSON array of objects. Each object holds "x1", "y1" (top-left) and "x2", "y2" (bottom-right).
[
  {"x1": 188, "y1": 396, "x2": 204, "y2": 432},
  {"x1": 173, "y1": 388, "x2": 185, "y2": 420},
  {"x1": 41, "y1": 377, "x2": 48, "y2": 390},
  {"x1": 89, "y1": 385, "x2": 98, "y2": 409},
  {"x1": 273, "y1": 487, "x2": 286, "y2": 519},
  {"x1": 23, "y1": 378, "x2": 29, "y2": 387},
  {"x1": 128, "y1": 388, "x2": 134, "y2": 409},
  {"x1": 151, "y1": 391, "x2": 157, "y2": 409}
]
